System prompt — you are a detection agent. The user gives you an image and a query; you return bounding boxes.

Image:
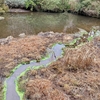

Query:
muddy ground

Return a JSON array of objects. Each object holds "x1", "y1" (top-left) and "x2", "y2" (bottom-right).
[
  {"x1": 18, "y1": 36, "x2": 100, "y2": 100},
  {"x1": 0, "y1": 32, "x2": 73, "y2": 99}
]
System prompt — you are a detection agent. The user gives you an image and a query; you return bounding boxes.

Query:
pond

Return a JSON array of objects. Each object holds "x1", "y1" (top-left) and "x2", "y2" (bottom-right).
[{"x1": 0, "y1": 12, "x2": 100, "y2": 38}]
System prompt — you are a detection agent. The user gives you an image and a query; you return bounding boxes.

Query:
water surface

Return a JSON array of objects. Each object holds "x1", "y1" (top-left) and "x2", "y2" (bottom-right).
[{"x1": 0, "y1": 12, "x2": 100, "y2": 38}]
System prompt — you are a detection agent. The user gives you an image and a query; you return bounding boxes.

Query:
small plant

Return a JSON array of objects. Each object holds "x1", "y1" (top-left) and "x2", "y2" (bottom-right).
[{"x1": 25, "y1": 0, "x2": 36, "y2": 11}]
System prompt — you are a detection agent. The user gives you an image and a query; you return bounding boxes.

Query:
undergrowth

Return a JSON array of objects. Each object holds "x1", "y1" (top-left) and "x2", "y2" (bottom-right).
[{"x1": 25, "y1": 0, "x2": 70, "y2": 12}]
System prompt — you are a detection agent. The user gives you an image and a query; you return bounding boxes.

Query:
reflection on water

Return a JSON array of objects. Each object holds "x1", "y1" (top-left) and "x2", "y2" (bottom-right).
[{"x1": 0, "y1": 12, "x2": 100, "y2": 38}]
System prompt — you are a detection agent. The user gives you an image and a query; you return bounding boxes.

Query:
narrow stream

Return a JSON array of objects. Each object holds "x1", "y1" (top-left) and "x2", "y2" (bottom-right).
[{"x1": 5, "y1": 44, "x2": 65, "y2": 100}]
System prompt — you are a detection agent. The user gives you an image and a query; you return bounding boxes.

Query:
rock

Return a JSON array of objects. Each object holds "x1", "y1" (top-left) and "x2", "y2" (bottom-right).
[
  {"x1": 0, "y1": 16, "x2": 4, "y2": 20},
  {"x1": 0, "y1": 38, "x2": 7, "y2": 45},
  {"x1": 19, "y1": 33, "x2": 26, "y2": 38},
  {"x1": 77, "y1": 28, "x2": 88, "y2": 38},
  {"x1": 63, "y1": 35, "x2": 73, "y2": 41},
  {"x1": 92, "y1": 26, "x2": 100, "y2": 30},
  {"x1": 78, "y1": 28, "x2": 88, "y2": 34},
  {"x1": 38, "y1": 32, "x2": 44, "y2": 36},
  {"x1": 0, "y1": 36, "x2": 14, "y2": 45},
  {"x1": 6, "y1": 36, "x2": 14, "y2": 41},
  {"x1": 38, "y1": 31, "x2": 56, "y2": 38}
]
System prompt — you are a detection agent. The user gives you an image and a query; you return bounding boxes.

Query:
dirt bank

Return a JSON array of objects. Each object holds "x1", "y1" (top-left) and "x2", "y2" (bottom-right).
[{"x1": 18, "y1": 36, "x2": 100, "y2": 100}]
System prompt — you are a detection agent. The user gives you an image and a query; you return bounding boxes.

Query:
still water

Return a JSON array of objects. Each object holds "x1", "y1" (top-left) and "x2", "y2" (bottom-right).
[{"x1": 0, "y1": 12, "x2": 100, "y2": 38}]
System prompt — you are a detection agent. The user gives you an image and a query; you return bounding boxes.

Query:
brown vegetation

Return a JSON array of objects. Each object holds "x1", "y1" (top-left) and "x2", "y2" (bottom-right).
[
  {"x1": 25, "y1": 79, "x2": 69, "y2": 100},
  {"x1": 0, "y1": 36, "x2": 48, "y2": 78},
  {"x1": 0, "y1": 32, "x2": 73, "y2": 78},
  {"x1": 0, "y1": 32, "x2": 73, "y2": 99},
  {"x1": 63, "y1": 42, "x2": 99, "y2": 70},
  {"x1": 21, "y1": 37, "x2": 100, "y2": 100}
]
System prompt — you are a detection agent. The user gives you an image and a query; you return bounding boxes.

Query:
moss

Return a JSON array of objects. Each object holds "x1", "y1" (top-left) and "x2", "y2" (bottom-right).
[
  {"x1": 2, "y1": 81, "x2": 7, "y2": 100},
  {"x1": 15, "y1": 68, "x2": 30, "y2": 100},
  {"x1": 9, "y1": 64, "x2": 22, "y2": 77}
]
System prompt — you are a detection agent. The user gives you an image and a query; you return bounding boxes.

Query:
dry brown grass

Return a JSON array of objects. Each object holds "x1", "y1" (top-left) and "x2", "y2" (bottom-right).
[
  {"x1": 0, "y1": 34, "x2": 74, "y2": 100},
  {"x1": 22, "y1": 37, "x2": 100, "y2": 100},
  {"x1": 25, "y1": 79, "x2": 69, "y2": 100},
  {"x1": 63, "y1": 42, "x2": 99, "y2": 69},
  {"x1": 0, "y1": 33, "x2": 73, "y2": 78},
  {"x1": 0, "y1": 35, "x2": 49, "y2": 77}
]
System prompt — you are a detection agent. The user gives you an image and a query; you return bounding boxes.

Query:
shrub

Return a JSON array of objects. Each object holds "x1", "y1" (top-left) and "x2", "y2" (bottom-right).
[
  {"x1": 25, "y1": 0, "x2": 70, "y2": 12},
  {"x1": 75, "y1": 0, "x2": 92, "y2": 12}
]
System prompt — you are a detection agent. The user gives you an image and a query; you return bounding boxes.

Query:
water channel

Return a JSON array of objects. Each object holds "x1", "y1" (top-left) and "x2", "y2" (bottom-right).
[{"x1": 5, "y1": 44, "x2": 65, "y2": 100}]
